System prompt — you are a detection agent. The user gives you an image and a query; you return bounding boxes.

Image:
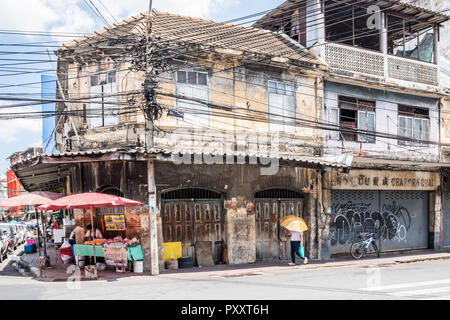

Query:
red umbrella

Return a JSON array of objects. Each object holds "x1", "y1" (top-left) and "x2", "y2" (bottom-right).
[
  {"x1": 0, "y1": 191, "x2": 62, "y2": 208},
  {"x1": 37, "y1": 192, "x2": 142, "y2": 210},
  {"x1": 0, "y1": 191, "x2": 63, "y2": 263},
  {"x1": 38, "y1": 192, "x2": 143, "y2": 276}
]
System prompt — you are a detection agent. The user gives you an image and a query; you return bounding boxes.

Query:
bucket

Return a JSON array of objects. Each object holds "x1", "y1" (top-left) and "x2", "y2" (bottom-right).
[
  {"x1": 26, "y1": 238, "x2": 35, "y2": 245},
  {"x1": 76, "y1": 256, "x2": 85, "y2": 268},
  {"x1": 133, "y1": 260, "x2": 143, "y2": 273}
]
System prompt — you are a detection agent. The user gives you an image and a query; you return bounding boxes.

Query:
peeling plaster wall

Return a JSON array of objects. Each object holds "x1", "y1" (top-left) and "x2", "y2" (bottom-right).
[
  {"x1": 224, "y1": 203, "x2": 256, "y2": 265},
  {"x1": 63, "y1": 57, "x2": 322, "y2": 156}
]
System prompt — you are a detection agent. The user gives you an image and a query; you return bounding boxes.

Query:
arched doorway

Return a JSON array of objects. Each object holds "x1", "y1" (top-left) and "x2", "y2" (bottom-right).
[
  {"x1": 161, "y1": 188, "x2": 225, "y2": 262},
  {"x1": 254, "y1": 188, "x2": 304, "y2": 261}
]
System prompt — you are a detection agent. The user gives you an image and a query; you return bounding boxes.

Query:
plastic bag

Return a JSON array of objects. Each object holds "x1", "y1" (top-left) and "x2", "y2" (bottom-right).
[
  {"x1": 298, "y1": 245, "x2": 305, "y2": 259},
  {"x1": 60, "y1": 240, "x2": 71, "y2": 249},
  {"x1": 96, "y1": 263, "x2": 106, "y2": 271},
  {"x1": 61, "y1": 254, "x2": 73, "y2": 264}
]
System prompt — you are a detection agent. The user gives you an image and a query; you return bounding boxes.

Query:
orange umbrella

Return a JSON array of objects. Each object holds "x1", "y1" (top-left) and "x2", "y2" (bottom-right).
[{"x1": 279, "y1": 215, "x2": 309, "y2": 232}]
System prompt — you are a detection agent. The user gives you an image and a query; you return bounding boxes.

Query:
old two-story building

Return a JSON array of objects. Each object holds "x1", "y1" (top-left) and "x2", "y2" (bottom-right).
[
  {"x1": 256, "y1": 0, "x2": 449, "y2": 257},
  {"x1": 404, "y1": 0, "x2": 450, "y2": 254},
  {"x1": 10, "y1": 9, "x2": 353, "y2": 272}
]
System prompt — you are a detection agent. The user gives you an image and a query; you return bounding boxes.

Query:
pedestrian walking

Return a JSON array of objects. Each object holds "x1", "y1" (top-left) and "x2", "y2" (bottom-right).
[
  {"x1": 288, "y1": 231, "x2": 308, "y2": 266},
  {"x1": 279, "y1": 215, "x2": 309, "y2": 266}
]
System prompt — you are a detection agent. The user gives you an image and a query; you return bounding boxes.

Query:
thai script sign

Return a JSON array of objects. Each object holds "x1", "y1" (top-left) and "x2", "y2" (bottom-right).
[
  {"x1": 104, "y1": 215, "x2": 126, "y2": 231},
  {"x1": 325, "y1": 170, "x2": 439, "y2": 190},
  {"x1": 103, "y1": 242, "x2": 128, "y2": 267}
]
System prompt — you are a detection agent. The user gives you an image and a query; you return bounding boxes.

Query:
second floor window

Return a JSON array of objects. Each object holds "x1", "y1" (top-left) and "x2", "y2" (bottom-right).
[
  {"x1": 398, "y1": 105, "x2": 429, "y2": 146},
  {"x1": 268, "y1": 80, "x2": 296, "y2": 133},
  {"x1": 329, "y1": 96, "x2": 376, "y2": 143},
  {"x1": 175, "y1": 70, "x2": 209, "y2": 127},
  {"x1": 89, "y1": 70, "x2": 118, "y2": 128}
]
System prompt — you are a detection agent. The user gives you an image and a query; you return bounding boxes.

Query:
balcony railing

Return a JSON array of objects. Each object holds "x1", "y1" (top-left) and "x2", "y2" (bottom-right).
[{"x1": 325, "y1": 43, "x2": 439, "y2": 87}]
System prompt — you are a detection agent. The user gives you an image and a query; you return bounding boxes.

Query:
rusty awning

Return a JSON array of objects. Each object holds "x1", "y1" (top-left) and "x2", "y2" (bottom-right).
[{"x1": 11, "y1": 148, "x2": 351, "y2": 191}]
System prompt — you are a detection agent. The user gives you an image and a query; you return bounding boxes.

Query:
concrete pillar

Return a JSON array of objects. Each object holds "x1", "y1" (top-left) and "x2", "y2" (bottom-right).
[
  {"x1": 429, "y1": 185, "x2": 443, "y2": 250},
  {"x1": 147, "y1": 160, "x2": 159, "y2": 275},
  {"x1": 317, "y1": 171, "x2": 332, "y2": 260},
  {"x1": 310, "y1": 0, "x2": 326, "y2": 59},
  {"x1": 157, "y1": 214, "x2": 164, "y2": 270},
  {"x1": 320, "y1": 187, "x2": 332, "y2": 260},
  {"x1": 305, "y1": 192, "x2": 317, "y2": 259},
  {"x1": 224, "y1": 199, "x2": 256, "y2": 265}
]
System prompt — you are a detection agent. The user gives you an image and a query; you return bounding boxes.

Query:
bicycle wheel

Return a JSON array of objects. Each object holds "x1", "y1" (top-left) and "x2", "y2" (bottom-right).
[
  {"x1": 350, "y1": 242, "x2": 364, "y2": 260},
  {"x1": 372, "y1": 241, "x2": 380, "y2": 258}
]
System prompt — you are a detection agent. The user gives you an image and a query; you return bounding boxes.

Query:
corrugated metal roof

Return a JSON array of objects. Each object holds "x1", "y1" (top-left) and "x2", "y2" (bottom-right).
[
  {"x1": 254, "y1": 0, "x2": 449, "y2": 29},
  {"x1": 12, "y1": 148, "x2": 349, "y2": 169}
]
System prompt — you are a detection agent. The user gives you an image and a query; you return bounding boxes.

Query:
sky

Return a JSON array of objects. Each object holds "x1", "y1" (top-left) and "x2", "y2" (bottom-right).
[{"x1": 0, "y1": 0, "x2": 282, "y2": 174}]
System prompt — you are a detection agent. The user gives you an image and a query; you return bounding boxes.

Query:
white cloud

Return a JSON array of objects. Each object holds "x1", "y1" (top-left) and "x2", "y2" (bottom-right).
[
  {"x1": 0, "y1": 1, "x2": 59, "y2": 31},
  {"x1": 101, "y1": 0, "x2": 238, "y2": 20},
  {"x1": 0, "y1": 105, "x2": 42, "y2": 143},
  {"x1": 0, "y1": 0, "x2": 239, "y2": 43}
]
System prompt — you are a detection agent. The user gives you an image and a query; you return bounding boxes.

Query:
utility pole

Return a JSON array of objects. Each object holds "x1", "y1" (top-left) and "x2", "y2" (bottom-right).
[
  {"x1": 145, "y1": 0, "x2": 159, "y2": 276},
  {"x1": 145, "y1": 0, "x2": 154, "y2": 149}
]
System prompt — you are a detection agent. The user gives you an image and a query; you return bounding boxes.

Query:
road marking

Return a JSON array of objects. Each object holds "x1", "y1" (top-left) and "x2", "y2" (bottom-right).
[
  {"x1": 392, "y1": 286, "x2": 450, "y2": 297},
  {"x1": 361, "y1": 279, "x2": 450, "y2": 291}
]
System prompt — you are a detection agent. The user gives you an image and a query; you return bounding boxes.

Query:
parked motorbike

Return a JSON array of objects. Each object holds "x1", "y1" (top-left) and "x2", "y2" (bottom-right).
[
  {"x1": 0, "y1": 231, "x2": 8, "y2": 262},
  {"x1": 6, "y1": 232, "x2": 17, "y2": 254}
]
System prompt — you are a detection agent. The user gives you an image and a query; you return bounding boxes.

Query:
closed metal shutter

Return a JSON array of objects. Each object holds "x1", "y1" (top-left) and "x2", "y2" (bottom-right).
[
  {"x1": 330, "y1": 190, "x2": 379, "y2": 254},
  {"x1": 379, "y1": 191, "x2": 428, "y2": 251},
  {"x1": 330, "y1": 190, "x2": 429, "y2": 254}
]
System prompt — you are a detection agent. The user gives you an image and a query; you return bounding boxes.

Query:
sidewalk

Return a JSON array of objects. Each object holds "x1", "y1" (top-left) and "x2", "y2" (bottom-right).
[
  {"x1": 159, "y1": 249, "x2": 450, "y2": 278},
  {"x1": 19, "y1": 247, "x2": 450, "y2": 282}
]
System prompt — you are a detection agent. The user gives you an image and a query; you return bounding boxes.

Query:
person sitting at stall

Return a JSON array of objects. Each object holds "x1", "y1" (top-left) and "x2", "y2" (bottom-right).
[
  {"x1": 53, "y1": 217, "x2": 62, "y2": 230},
  {"x1": 84, "y1": 224, "x2": 103, "y2": 241},
  {"x1": 69, "y1": 225, "x2": 85, "y2": 256},
  {"x1": 84, "y1": 224, "x2": 104, "y2": 266}
]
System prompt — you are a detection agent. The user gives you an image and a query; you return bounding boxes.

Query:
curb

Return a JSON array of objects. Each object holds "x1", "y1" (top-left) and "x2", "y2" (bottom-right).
[
  {"x1": 15, "y1": 253, "x2": 450, "y2": 281},
  {"x1": 18, "y1": 255, "x2": 41, "y2": 279}
]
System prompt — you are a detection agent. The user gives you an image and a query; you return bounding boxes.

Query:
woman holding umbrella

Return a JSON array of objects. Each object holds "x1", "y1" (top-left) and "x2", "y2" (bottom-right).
[{"x1": 279, "y1": 215, "x2": 309, "y2": 266}]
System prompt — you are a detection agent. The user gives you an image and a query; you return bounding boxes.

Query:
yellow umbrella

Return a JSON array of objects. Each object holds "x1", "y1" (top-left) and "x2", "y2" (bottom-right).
[{"x1": 279, "y1": 215, "x2": 308, "y2": 232}]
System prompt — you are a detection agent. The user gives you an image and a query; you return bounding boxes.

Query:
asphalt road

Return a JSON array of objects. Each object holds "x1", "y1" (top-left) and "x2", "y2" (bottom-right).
[{"x1": 1, "y1": 258, "x2": 450, "y2": 300}]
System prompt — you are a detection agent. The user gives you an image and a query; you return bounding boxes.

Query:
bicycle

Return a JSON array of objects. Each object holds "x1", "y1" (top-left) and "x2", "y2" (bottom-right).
[{"x1": 350, "y1": 232, "x2": 380, "y2": 259}]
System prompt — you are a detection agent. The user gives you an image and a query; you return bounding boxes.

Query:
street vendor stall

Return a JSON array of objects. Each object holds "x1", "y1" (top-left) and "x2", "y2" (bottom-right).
[
  {"x1": 38, "y1": 192, "x2": 143, "y2": 277},
  {"x1": 73, "y1": 243, "x2": 144, "y2": 267},
  {"x1": 0, "y1": 191, "x2": 63, "y2": 267}
]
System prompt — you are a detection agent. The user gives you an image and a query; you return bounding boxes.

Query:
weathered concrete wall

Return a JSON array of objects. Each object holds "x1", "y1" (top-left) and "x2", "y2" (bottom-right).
[
  {"x1": 224, "y1": 200, "x2": 256, "y2": 265},
  {"x1": 155, "y1": 161, "x2": 320, "y2": 260},
  {"x1": 62, "y1": 56, "x2": 322, "y2": 156}
]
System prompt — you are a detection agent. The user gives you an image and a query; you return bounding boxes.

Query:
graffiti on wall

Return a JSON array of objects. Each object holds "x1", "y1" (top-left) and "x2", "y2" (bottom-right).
[{"x1": 330, "y1": 201, "x2": 411, "y2": 246}]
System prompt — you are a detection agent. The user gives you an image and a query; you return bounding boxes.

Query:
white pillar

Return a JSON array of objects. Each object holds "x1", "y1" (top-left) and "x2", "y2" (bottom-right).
[
  {"x1": 148, "y1": 159, "x2": 159, "y2": 275},
  {"x1": 380, "y1": 12, "x2": 388, "y2": 81}
]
